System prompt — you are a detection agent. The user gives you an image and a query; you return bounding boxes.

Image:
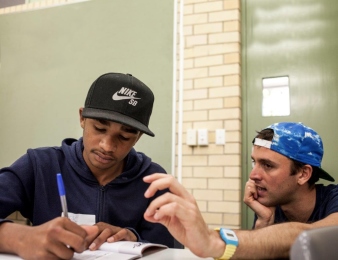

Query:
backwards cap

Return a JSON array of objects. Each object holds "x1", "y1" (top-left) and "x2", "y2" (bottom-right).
[{"x1": 253, "y1": 122, "x2": 334, "y2": 182}]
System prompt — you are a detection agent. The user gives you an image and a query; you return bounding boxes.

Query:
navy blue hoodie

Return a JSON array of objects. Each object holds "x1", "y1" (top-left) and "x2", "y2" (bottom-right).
[{"x1": 0, "y1": 138, "x2": 174, "y2": 247}]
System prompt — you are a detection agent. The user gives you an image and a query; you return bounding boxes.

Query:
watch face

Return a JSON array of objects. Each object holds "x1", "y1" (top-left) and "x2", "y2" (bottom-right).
[
  {"x1": 226, "y1": 232, "x2": 235, "y2": 238},
  {"x1": 220, "y1": 228, "x2": 239, "y2": 246}
]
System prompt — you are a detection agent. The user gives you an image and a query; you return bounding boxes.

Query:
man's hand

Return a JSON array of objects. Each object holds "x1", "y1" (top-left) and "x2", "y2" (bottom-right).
[
  {"x1": 243, "y1": 179, "x2": 275, "y2": 228},
  {"x1": 0, "y1": 217, "x2": 93, "y2": 260},
  {"x1": 88, "y1": 222, "x2": 137, "y2": 250},
  {"x1": 143, "y1": 174, "x2": 225, "y2": 258}
]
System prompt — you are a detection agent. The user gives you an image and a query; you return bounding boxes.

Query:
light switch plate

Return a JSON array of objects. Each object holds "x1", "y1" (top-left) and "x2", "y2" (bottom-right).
[
  {"x1": 198, "y1": 129, "x2": 208, "y2": 146},
  {"x1": 186, "y1": 129, "x2": 197, "y2": 146},
  {"x1": 215, "y1": 129, "x2": 226, "y2": 145}
]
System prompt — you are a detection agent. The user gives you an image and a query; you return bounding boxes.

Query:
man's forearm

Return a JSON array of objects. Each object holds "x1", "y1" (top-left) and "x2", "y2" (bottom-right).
[{"x1": 233, "y1": 222, "x2": 309, "y2": 259}]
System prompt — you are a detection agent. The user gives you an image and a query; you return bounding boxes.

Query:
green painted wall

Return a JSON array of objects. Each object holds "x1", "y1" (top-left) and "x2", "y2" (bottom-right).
[
  {"x1": 242, "y1": 0, "x2": 338, "y2": 228},
  {"x1": 0, "y1": 0, "x2": 174, "y2": 172}
]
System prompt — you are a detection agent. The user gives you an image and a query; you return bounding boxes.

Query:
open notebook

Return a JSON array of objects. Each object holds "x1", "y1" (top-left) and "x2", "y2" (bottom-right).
[{"x1": 73, "y1": 241, "x2": 168, "y2": 260}]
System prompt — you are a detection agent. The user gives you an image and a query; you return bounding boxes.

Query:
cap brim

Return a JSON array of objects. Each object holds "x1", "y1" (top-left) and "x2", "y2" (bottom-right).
[
  {"x1": 82, "y1": 108, "x2": 155, "y2": 137},
  {"x1": 318, "y1": 168, "x2": 335, "y2": 182}
]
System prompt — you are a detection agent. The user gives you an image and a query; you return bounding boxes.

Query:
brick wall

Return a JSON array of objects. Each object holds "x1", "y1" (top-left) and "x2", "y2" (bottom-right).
[
  {"x1": 176, "y1": 0, "x2": 241, "y2": 229},
  {"x1": 1, "y1": 0, "x2": 242, "y2": 229}
]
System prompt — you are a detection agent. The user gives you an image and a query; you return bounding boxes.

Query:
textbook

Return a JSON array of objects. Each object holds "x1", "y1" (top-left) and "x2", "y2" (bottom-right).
[{"x1": 73, "y1": 241, "x2": 168, "y2": 260}]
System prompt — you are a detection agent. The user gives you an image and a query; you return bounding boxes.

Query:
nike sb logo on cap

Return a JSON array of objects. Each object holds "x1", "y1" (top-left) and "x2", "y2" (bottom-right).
[{"x1": 112, "y1": 87, "x2": 141, "y2": 101}]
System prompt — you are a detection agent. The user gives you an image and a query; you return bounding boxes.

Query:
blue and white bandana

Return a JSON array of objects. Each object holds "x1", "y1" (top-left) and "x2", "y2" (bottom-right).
[{"x1": 254, "y1": 122, "x2": 334, "y2": 182}]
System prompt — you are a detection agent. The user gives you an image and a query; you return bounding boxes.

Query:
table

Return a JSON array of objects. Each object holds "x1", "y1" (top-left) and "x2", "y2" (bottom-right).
[{"x1": 0, "y1": 248, "x2": 213, "y2": 259}]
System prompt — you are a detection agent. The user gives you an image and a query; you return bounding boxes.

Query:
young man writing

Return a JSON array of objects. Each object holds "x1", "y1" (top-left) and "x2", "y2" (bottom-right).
[
  {"x1": 144, "y1": 122, "x2": 338, "y2": 259},
  {"x1": 0, "y1": 72, "x2": 174, "y2": 259}
]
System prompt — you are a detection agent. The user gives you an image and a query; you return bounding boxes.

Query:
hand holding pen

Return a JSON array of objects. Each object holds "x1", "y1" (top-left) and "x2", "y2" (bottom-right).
[{"x1": 57, "y1": 173, "x2": 68, "y2": 218}]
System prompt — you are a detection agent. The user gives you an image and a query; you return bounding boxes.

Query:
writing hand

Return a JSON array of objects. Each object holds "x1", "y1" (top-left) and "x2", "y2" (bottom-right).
[
  {"x1": 243, "y1": 179, "x2": 275, "y2": 228},
  {"x1": 88, "y1": 222, "x2": 137, "y2": 250},
  {"x1": 0, "y1": 217, "x2": 91, "y2": 260},
  {"x1": 143, "y1": 174, "x2": 225, "y2": 258}
]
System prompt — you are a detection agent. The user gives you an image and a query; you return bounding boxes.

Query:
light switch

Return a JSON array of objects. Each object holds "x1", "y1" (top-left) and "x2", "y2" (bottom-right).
[
  {"x1": 198, "y1": 129, "x2": 208, "y2": 146},
  {"x1": 186, "y1": 129, "x2": 197, "y2": 146},
  {"x1": 215, "y1": 129, "x2": 226, "y2": 145}
]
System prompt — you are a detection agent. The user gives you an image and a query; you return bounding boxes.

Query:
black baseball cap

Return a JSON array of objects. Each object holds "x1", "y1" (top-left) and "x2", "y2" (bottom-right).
[{"x1": 82, "y1": 73, "x2": 155, "y2": 136}]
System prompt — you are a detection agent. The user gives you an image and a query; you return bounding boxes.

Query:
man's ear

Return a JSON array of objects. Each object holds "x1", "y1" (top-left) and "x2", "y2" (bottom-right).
[
  {"x1": 79, "y1": 107, "x2": 85, "y2": 128},
  {"x1": 298, "y1": 165, "x2": 313, "y2": 185}
]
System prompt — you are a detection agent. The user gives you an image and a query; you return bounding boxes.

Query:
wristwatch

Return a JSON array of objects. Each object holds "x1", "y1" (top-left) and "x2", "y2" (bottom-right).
[{"x1": 214, "y1": 228, "x2": 238, "y2": 260}]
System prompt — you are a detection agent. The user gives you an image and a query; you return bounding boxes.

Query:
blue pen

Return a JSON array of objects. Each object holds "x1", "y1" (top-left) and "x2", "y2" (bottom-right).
[{"x1": 56, "y1": 173, "x2": 69, "y2": 218}]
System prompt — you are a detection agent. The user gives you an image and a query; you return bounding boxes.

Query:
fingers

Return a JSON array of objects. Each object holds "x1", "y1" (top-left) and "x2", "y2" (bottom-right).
[
  {"x1": 107, "y1": 228, "x2": 136, "y2": 243},
  {"x1": 144, "y1": 191, "x2": 199, "y2": 226},
  {"x1": 144, "y1": 174, "x2": 192, "y2": 201},
  {"x1": 243, "y1": 179, "x2": 257, "y2": 203},
  {"x1": 89, "y1": 223, "x2": 137, "y2": 250},
  {"x1": 89, "y1": 228, "x2": 112, "y2": 250}
]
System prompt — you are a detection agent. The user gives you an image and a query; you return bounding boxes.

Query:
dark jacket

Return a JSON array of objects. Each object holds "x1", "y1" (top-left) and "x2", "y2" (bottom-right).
[{"x1": 0, "y1": 138, "x2": 174, "y2": 247}]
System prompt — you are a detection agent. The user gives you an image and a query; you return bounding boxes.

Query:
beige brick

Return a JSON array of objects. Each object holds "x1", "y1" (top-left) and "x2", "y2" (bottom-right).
[
  {"x1": 226, "y1": 130, "x2": 241, "y2": 142},
  {"x1": 182, "y1": 177, "x2": 207, "y2": 189},
  {"x1": 225, "y1": 119, "x2": 241, "y2": 130},
  {"x1": 184, "y1": 25, "x2": 193, "y2": 36},
  {"x1": 195, "y1": 55, "x2": 223, "y2": 67},
  {"x1": 194, "y1": 77, "x2": 223, "y2": 89},
  {"x1": 202, "y1": 212, "x2": 223, "y2": 225},
  {"x1": 182, "y1": 155, "x2": 208, "y2": 166},
  {"x1": 184, "y1": 45, "x2": 209, "y2": 58},
  {"x1": 184, "y1": 89, "x2": 208, "y2": 100},
  {"x1": 193, "y1": 166, "x2": 223, "y2": 178},
  {"x1": 194, "y1": 22, "x2": 223, "y2": 35},
  {"x1": 184, "y1": 79, "x2": 194, "y2": 89},
  {"x1": 224, "y1": 0, "x2": 240, "y2": 10},
  {"x1": 222, "y1": 43, "x2": 240, "y2": 53},
  {"x1": 196, "y1": 200, "x2": 207, "y2": 211},
  {"x1": 183, "y1": 100, "x2": 193, "y2": 111},
  {"x1": 208, "y1": 178, "x2": 240, "y2": 190},
  {"x1": 194, "y1": 98, "x2": 223, "y2": 110},
  {"x1": 184, "y1": 4, "x2": 193, "y2": 15},
  {"x1": 209, "y1": 64, "x2": 240, "y2": 76},
  {"x1": 224, "y1": 53, "x2": 240, "y2": 64},
  {"x1": 209, "y1": 32, "x2": 240, "y2": 44},
  {"x1": 224, "y1": 142, "x2": 241, "y2": 154},
  {"x1": 223, "y1": 96, "x2": 241, "y2": 108},
  {"x1": 223, "y1": 213, "x2": 241, "y2": 226},
  {"x1": 209, "y1": 154, "x2": 240, "y2": 166},
  {"x1": 209, "y1": 201, "x2": 240, "y2": 213},
  {"x1": 194, "y1": 144, "x2": 224, "y2": 155},
  {"x1": 193, "y1": 189, "x2": 223, "y2": 201},
  {"x1": 185, "y1": 0, "x2": 206, "y2": 4},
  {"x1": 184, "y1": 58, "x2": 194, "y2": 69},
  {"x1": 209, "y1": 108, "x2": 241, "y2": 120},
  {"x1": 184, "y1": 110, "x2": 208, "y2": 121},
  {"x1": 224, "y1": 75, "x2": 241, "y2": 86},
  {"x1": 224, "y1": 21, "x2": 240, "y2": 32},
  {"x1": 209, "y1": 10, "x2": 240, "y2": 22},
  {"x1": 207, "y1": 43, "x2": 240, "y2": 55},
  {"x1": 182, "y1": 166, "x2": 193, "y2": 177},
  {"x1": 209, "y1": 86, "x2": 240, "y2": 98},
  {"x1": 184, "y1": 13, "x2": 208, "y2": 25},
  {"x1": 194, "y1": 1, "x2": 223, "y2": 13},
  {"x1": 194, "y1": 120, "x2": 224, "y2": 129},
  {"x1": 187, "y1": 43, "x2": 240, "y2": 58},
  {"x1": 186, "y1": 34, "x2": 208, "y2": 47},
  {"x1": 184, "y1": 67, "x2": 208, "y2": 79},
  {"x1": 182, "y1": 122, "x2": 194, "y2": 131},
  {"x1": 182, "y1": 145, "x2": 194, "y2": 155},
  {"x1": 224, "y1": 166, "x2": 241, "y2": 178},
  {"x1": 223, "y1": 190, "x2": 241, "y2": 201}
]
